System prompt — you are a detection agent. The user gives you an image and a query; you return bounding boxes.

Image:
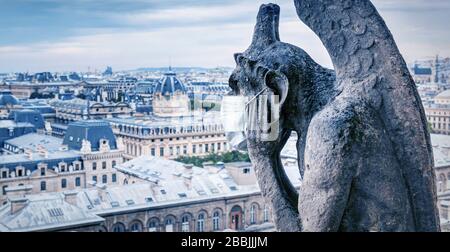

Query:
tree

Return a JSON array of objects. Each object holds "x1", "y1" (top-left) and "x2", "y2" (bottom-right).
[{"x1": 175, "y1": 151, "x2": 250, "y2": 167}]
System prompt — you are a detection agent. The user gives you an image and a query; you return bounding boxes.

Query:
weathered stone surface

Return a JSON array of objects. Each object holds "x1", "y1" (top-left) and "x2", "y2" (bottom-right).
[{"x1": 229, "y1": 1, "x2": 440, "y2": 232}]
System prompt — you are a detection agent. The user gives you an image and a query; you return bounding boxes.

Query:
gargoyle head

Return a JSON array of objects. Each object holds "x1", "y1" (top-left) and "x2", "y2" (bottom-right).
[{"x1": 229, "y1": 4, "x2": 288, "y2": 107}]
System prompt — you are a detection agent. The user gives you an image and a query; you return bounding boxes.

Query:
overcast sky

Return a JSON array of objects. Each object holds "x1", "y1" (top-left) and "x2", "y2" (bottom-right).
[{"x1": 0, "y1": 0, "x2": 449, "y2": 72}]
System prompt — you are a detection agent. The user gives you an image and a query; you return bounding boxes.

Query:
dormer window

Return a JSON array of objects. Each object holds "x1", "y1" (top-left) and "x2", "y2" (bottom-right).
[
  {"x1": 59, "y1": 162, "x2": 67, "y2": 172},
  {"x1": 1, "y1": 170, "x2": 8, "y2": 179},
  {"x1": 243, "y1": 168, "x2": 251, "y2": 174}
]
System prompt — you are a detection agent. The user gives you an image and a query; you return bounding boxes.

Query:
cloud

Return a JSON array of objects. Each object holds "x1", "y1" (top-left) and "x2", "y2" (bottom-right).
[{"x1": 0, "y1": 0, "x2": 449, "y2": 72}]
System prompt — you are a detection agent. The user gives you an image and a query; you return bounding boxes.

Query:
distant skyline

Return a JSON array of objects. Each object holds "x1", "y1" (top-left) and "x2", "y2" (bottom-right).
[{"x1": 0, "y1": 0, "x2": 449, "y2": 72}]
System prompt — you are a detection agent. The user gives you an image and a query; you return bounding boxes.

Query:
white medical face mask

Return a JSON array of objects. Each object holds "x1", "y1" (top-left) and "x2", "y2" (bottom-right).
[
  {"x1": 221, "y1": 87, "x2": 280, "y2": 150},
  {"x1": 221, "y1": 95, "x2": 247, "y2": 150}
]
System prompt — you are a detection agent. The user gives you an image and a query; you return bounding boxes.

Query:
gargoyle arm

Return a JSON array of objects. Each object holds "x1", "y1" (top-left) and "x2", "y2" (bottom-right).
[{"x1": 247, "y1": 128, "x2": 301, "y2": 232}]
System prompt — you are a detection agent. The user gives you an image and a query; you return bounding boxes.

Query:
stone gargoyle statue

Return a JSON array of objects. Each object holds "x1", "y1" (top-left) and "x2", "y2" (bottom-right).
[{"x1": 228, "y1": 0, "x2": 440, "y2": 232}]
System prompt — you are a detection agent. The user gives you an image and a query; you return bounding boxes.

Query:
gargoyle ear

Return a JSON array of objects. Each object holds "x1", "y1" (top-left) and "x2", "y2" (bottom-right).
[
  {"x1": 234, "y1": 53, "x2": 243, "y2": 65},
  {"x1": 264, "y1": 70, "x2": 289, "y2": 106}
]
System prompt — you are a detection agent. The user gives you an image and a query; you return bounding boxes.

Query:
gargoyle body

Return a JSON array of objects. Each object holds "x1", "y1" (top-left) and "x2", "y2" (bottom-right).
[{"x1": 229, "y1": 1, "x2": 440, "y2": 232}]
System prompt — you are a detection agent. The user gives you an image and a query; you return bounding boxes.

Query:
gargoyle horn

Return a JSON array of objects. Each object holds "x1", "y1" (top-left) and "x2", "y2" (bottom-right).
[{"x1": 249, "y1": 3, "x2": 281, "y2": 53}]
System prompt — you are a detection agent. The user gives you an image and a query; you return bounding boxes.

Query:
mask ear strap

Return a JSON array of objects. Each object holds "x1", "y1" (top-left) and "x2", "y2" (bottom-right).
[{"x1": 245, "y1": 87, "x2": 269, "y2": 108}]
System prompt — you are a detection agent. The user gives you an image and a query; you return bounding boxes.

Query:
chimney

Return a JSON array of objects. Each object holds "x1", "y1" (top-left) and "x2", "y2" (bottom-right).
[
  {"x1": 39, "y1": 148, "x2": 49, "y2": 158},
  {"x1": 24, "y1": 149, "x2": 33, "y2": 160},
  {"x1": 10, "y1": 197, "x2": 28, "y2": 214},
  {"x1": 96, "y1": 184, "x2": 107, "y2": 201},
  {"x1": 5, "y1": 184, "x2": 33, "y2": 199},
  {"x1": 183, "y1": 174, "x2": 193, "y2": 190},
  {"x1": 63, "y1": 191, "x2": 79, "y2": 206},
  {"x1": 183, "y1": 164, "x2": 194, "y2": 174}
]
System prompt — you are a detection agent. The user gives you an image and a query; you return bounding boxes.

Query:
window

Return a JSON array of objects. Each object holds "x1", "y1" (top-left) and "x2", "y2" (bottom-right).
[
  {"x1": 17, "y1": 169, "x2": 23, "y2": 177},
  {"x1": 192, "y1": 145, "x2": 196, "y2": 154},
  {"x1": 93, "y1": 176, "x2": 97, "y2": 182},
  {"x1": 165, "y1": 218, "x2": 174, "y2": 232},
  {"x1": 112, "y1": 160, "x2": 117, "y2": 168},
  {"x1": 102, "y1": 175, "x2": 107, "y2": 184},
  {"x1": 197, "y1": 213, "x2": 205, "y2": 232},
  {"x1": 183, "y1": 145, "x2": 187, "y2": 155},
  {"x1": 112, "y1": 223, "x2": 126, "y2": 232},
  {"x1": 205, "y1": 144, "x2": 209, "y2": 153},
  {"x1": 130, "y1": 222, "x2": 143, "y2": 232},
  {"x1": 61, "y1": 179, "x2": 67, "y2": 188},
  {"x1": 2, "y1": 170, "x2": 8, "y2": 178},
  {"x1": 75, "y1": 177, "x2": 81, "y2": 187},
  {"x1": 264, "y1": 206, "x2": 270, "y2": 222},
  {"x1": 218, "y1": 143, "x2": 221, "y2": 151},
  {"x1": 74, "y1": 163, "x2": 80, "y2": 171},
  {"x1": 2, "y1": 185, "x2": 7, "y2": 195},
  {"x1": 102, "y1": 161, "x2": 107, "y2": 169},
  {"x1": 148, "y1": 220, "x2": 158, "y2": 232},
  {"x1": 250, "y1": 205, "x2": 257, "y2": 224},
  {"x1": 176, "y1": 146, "x2": 180, "y2": 155},
  {"x1": 160, "y1": 147, "x2": 164, "y2": 157},
  {"x1": 92, "y1": 162, "x2": 97, "y2": 170},
  {"x1": 169, "y1": 147, "x2": 174, "y2": 156},
  {"x1": 181, "y1": 216, "x2": 190, "y2": 232},
  {"x1": 151, "y1": 148, "x2": 156, "y2": 156},
  {"x1": 213, "y1": 211, "x2": 221, "y2": 231},
  {"x1": 112, "y1": 173, "x2": 117, "y2": 183},
  {"x1": 243, "y1": 168, "x2": 251, "y2": 174},
  {"x1": 40, "y1": 181, "x2": 46, "y2": 191},
  {"x1": 60, "y1": 164, "x2": 66, "y2": 172}
]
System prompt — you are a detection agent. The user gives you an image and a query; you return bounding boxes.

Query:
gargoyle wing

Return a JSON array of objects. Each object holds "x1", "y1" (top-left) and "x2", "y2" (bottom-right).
[{"x1": 294, "y1": 0, "x2": 440, "y2": 231}]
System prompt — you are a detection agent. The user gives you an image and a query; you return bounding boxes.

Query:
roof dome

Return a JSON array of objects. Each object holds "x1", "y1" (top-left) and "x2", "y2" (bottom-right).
[
  {"x1": 0, "y1": 90, "x2": 19, "y2": 106},
  {"x1": 154, "y1": 70, "x2": 186, "y2": 96}
]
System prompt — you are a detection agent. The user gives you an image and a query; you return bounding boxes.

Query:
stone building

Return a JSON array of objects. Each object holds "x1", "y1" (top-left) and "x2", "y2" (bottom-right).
[
  {"x1": 425, "y1": 90, "x2": 450, "y2": 135},
  {"x1": 49, "y1": 98, "x2": 132, "y2": 125},
  {"x1": 411, "y1": 64, "x2": 433, "y2": 84},
  {"x1": 152, "y1": 70, "x2": 190, "y2": 117},
  {"x1": 426, "y1": 134, "x2": 450, "y2": 231},
  {"x1": 0, "y1": 121, "x2": 125, "y2": 205},
  {"x1": 0, "y1": 157, "x2": 303, "y2": 232},
  {"x1": 107, "y1": 112, "x2": 228, "y2": 161},
  {"x1": 0, "y1": 90, "x2": 21, "y2": 117}
]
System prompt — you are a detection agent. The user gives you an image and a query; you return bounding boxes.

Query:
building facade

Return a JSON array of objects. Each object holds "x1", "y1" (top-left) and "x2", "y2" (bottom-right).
[
  {"x1": 50, "y1": 98, "x2": 132, "y2": 125},
  {"x1": 425, "y1": 90, "x2": 450, "y2": 135},
  {"x1": 0, "y1": 121, "x2": 125, "y2": 205},
  {"x1": 107, "y1": 112, "x2": 228, "y2": 161},
  {"x1": 152, "y1": 70, "x2": 190, "y2": 117},
  {"x1": 0, "y1": 157, "x2": 294, "y2": 232}
]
